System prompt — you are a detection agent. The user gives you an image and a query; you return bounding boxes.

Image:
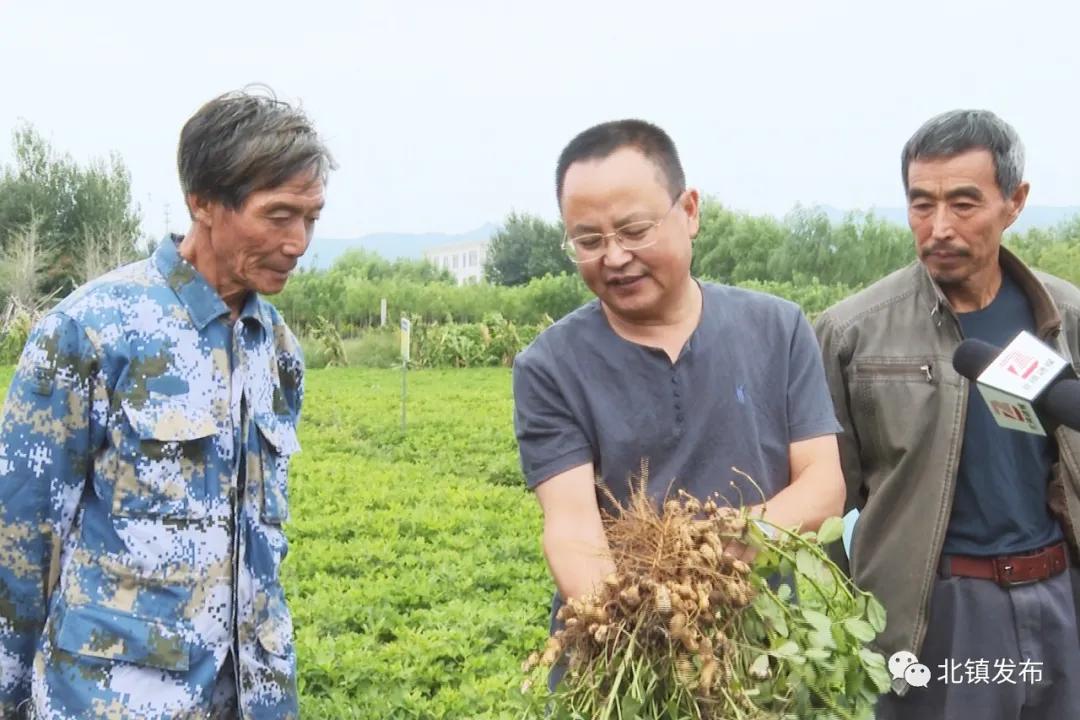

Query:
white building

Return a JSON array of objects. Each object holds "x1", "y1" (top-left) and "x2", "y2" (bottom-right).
[{"x1": 423, "y1": 239, "x2": 489, "y2": 284}]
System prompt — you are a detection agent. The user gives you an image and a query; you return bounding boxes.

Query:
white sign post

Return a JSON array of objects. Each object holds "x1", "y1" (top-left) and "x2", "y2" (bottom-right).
[
  {"x1": 973, "y1": 330, "x2": 1069, "y2": 436},
  {"x1": 380, "y1": 298, "x2": 387, "y2": 327},
  {"x1": 400, "y1": 317, "x2": 411, "y2": 431}
]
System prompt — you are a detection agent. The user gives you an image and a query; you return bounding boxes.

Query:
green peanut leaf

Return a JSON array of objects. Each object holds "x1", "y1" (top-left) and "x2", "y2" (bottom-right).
[
  {"x1": 817, "y1": 516, "x2": 845, "y2": 545},
  {"x1": 843, "y1": 618, "x2": 877, "y2": 643},
  {"x1": 802, "y1": 609, "x2": 832, "y2": 634},
  {"x1": 866, "y1": 596, "x2": 887, "y2": 633}
]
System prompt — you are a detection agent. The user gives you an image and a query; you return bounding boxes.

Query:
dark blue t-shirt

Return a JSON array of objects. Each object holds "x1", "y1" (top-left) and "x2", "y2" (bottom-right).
[{"x1": 943, "y1": 272, "x2": 1061, "y2": 557}]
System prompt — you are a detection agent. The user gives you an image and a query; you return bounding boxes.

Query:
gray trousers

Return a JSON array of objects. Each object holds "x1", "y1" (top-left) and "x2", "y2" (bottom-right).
[{"x1": 876, "y1": 565, "x2": 1080, "y2": 719}]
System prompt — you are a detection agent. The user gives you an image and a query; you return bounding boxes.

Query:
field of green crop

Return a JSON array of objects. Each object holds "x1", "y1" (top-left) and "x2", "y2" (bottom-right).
[{"x1": 0, "y1": 365, "x2": 551, "y2": 718}]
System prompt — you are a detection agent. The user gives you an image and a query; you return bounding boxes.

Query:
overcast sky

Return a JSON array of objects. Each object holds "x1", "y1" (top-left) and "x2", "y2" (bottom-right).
[{"x1": 2, "y1": 0, "x2": 1078, "y2": 240}]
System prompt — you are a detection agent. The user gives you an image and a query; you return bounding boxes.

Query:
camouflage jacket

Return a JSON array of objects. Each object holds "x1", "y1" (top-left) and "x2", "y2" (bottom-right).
[{"x1": 0, "y1": 237, "x2": 303, "y2": 719}]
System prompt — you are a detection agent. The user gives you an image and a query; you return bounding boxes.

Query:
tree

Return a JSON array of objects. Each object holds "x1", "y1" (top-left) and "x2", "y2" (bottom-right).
[
  {"x1": 0, "y1": 123, "x2": 142, "y2": 298},
  {"x1": 484, "y1": 212, "x2": 574, "y2": 286},
  {"x1": 0, "y1": 217, "x2": 54, "y2": 309},
  {"x1": 766, "y1": 206, "x2": 837, "y2": 283},
  {"x1": 771, "y1": 208, "x2": 912, "y2": 286},
  {"x1": 828, "y1": 211, "x2": 913, "y2": 286},
  {"x1": 1008, "y1": 214, "x2": 1080, "y2": 287},
  {"x1": 692, "y1": 198, "x2": 784, "y2": 283},
  {"x1": 329, "y1": 248, "x2": 453, "y2": 283},
  {"x1": 0, "y1": 217, "x2": 60, "y2": 362}
]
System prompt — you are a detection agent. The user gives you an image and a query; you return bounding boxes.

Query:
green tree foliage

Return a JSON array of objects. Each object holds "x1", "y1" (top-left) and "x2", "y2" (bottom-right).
[
  {"x1": 328, "y1": 248, "x2": 454, "y2": 284},
  {"x1": 766, "y1": 207, "x2": 913, "y2": 286},
  {"x1": 277, "y1": 271, "x2": 591, "y2": 334},
  {"x1": 691, "y1": 200, "x2": 783, "y2": 283},
  {"x1": 0, "y1": 217, "x2": 54, "y2": 310},
  {"x1": 1006, "y1": 215, "x2": 1080, "y2": 288},
  {"x1": 691, "y1": 199, "x2": 913, "y2": 287},
  {"x1": 0, "y1": 219, "x2": 59, "y2": 363},
  {"x1": 276, "y1": 203, "x2": 1080, "y2": 362},
  {"x1": 734, "y1": 279, "x2": 860, "y2": 322},
  {"x1": 483, "y1": 212, "x2": 574, "y2": 286},
  {"x1": 0, "y1": 123, "x2": 142, "y2": 299}
]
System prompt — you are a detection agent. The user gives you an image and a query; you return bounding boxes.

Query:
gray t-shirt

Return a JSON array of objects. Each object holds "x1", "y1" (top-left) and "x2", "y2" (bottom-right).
[{"x1": 513, "y1": 281, "x2": 842, "y2": 512}]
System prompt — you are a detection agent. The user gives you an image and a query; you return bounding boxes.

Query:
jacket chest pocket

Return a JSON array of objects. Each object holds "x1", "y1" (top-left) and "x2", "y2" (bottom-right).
[
  {"x1": 849, "y1": 359, "x2": 942, "y2": 471},
  {"x1": 852, "y1": 360, "x2": 936, "y2": 384},
  {"x1": 111, "y1": 400, "x2": 217, "y2": 519},
  {"x1": 253, "y1": 412, "x2": 300, "y2": 524}
]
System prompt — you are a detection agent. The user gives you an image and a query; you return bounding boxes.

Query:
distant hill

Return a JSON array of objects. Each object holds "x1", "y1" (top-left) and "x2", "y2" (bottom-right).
[
  {"x1": 815, "y1": 205, "x2": 1080, "y2": 234},
  {"x1": 303, "y1": 223, "x2": 498, "y2": 269}
]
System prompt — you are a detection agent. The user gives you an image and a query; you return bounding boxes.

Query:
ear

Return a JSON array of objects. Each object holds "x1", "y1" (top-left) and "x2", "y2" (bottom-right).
[
  {"x1": 683, "y1": 189, "x2": 701, "y2": 240},
  {"x1": 1003, "y1": 181, "x2": 1030, "y2": 230},
  {"x1": 187, "y1": 193, "x2": 218, "y2": 228}
]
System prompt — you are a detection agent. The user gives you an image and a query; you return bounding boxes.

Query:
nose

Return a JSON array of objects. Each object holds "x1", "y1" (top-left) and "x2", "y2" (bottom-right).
[
  {"x1": 600, "y1": 234, "x2": 633, "y2": 268},
  {"x1": 281, "y1": 218, "x2": 313, "y2": 259},
  {"x1": 930, "y1": 205, "x2": 953, "y2": 240}
]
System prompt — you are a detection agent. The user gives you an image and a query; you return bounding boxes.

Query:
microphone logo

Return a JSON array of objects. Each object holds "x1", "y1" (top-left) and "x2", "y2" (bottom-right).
[
  {"x1": 1001, "y1": 350, "x2": 1039, "y2": 380},
  {"x1": 981, "y1": 332, "x2": 1067, "y2": 399},
  {"x1": 954, "y1": 332, "x2": 1080, "y2": 434},
  {"x1": 989, "y1": 400, "x2": 1036, "y2": 426}
]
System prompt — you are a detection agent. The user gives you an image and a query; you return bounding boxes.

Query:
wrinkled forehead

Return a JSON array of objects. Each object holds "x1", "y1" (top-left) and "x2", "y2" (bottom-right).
[
  {"x1": 906, "y1": 149, "x2": 998, "y2": 190},
  {"x1": 244, "y1": 170, "x2": 326, "y2": 210}
]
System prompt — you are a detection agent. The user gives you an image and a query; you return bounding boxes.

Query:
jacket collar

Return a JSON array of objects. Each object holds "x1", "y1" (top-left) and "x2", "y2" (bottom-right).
[
  {"x1": 153, "y1": 234, "x2": 272, "y2": 332},
  {"x1": 916, "y1": 245, "x2": 1062, "y2": 340}
]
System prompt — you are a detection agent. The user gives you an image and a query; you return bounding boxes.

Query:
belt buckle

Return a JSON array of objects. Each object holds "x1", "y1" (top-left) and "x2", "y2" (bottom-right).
[{"x1": 996, "y1": 561, "x2": 1038, "y2": 588}]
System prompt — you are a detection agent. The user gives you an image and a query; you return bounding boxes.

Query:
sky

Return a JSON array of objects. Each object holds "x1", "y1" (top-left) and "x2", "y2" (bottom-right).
[{"x1": 2, "y1": 0, "x2": 1078, "y2": 241}]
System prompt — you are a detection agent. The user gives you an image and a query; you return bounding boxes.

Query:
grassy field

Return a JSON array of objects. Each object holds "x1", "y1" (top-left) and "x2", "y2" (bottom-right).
[{"x1": 0, "y1": 365, "x2": 550, "y2": 718}]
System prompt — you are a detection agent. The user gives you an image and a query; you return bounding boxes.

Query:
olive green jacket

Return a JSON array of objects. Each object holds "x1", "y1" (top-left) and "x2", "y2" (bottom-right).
[{"x1": 814, "y1": 248, "x2": 1080, "y2": 692}]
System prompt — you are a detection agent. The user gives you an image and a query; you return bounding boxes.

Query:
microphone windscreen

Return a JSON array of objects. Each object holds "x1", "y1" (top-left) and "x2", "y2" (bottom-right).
[
  {"x1": 1040, "y1": 378, "x2": 1080, "y2": 432},
  {"x1": 952, "y1": 339, "x2": 1000, "y2": 381}
]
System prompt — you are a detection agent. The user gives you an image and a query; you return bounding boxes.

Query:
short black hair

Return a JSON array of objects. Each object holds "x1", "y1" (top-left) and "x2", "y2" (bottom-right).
[{"x1": 555, "y1": 119, "x2": 685, "y2": 206}]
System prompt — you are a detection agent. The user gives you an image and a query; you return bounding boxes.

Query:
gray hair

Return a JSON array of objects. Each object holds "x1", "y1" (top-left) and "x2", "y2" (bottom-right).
[
  {"x1": 178, "y1": 86, "x2": 335, "y2": 213},
  {"x1": 901, "y1": 109, "x2": 1025, "y2": 198}
]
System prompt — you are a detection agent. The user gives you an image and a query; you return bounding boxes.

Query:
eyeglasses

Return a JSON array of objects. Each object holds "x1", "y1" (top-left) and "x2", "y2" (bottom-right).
[{"x1": 562, "y1": 193, "x2": 685, "y2": 264}]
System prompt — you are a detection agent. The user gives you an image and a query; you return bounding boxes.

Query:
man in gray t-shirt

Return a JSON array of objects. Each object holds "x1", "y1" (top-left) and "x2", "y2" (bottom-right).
[
  {"x1": 515, "y1": 281, "x2": 840, "y2": 513},
  {"x1": 511, "y1": 120, "x2": 845, "y2": 666}
]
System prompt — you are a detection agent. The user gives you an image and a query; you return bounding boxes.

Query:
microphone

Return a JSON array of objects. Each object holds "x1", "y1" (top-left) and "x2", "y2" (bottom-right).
[{"x1": 953, "y1": 336, "x2": 1080, "y2": 433}]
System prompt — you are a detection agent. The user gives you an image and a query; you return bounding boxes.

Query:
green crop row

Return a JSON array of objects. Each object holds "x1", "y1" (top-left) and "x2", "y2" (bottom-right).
[{"x1": 282, "y1": 367, "x2": 551, "y2": 717}]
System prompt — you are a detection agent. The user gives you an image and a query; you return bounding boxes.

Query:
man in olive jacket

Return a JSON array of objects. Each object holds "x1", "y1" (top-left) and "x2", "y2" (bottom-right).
[{"x1": 816, "y1": 110, "x2": 1080, "y2": 719}]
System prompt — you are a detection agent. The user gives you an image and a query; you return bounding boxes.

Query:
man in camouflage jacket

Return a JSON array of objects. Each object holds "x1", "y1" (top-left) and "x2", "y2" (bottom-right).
[{"x1": 0, "y1": 88, "x2": 333, "y2": 719}]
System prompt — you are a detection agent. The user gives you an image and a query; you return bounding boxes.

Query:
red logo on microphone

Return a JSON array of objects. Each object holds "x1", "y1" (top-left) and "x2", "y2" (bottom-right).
[
  {"x1": 990, "y1": 400, "x2": 1033, "y2": 424},
  {"x1": 999, "y1": 350, "x2": 1039, "y2": 380}
]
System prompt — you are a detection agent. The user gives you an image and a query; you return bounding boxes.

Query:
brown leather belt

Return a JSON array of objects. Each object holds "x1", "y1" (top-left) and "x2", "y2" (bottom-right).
[{"x1": 944, "y1": 541, "x2": 1069, "y2": 588}]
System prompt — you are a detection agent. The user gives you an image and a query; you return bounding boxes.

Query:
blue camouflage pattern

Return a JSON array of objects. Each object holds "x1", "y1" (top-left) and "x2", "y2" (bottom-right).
[{"x1": 0, "y1": 236, "x2": 303, "y2": 719}]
